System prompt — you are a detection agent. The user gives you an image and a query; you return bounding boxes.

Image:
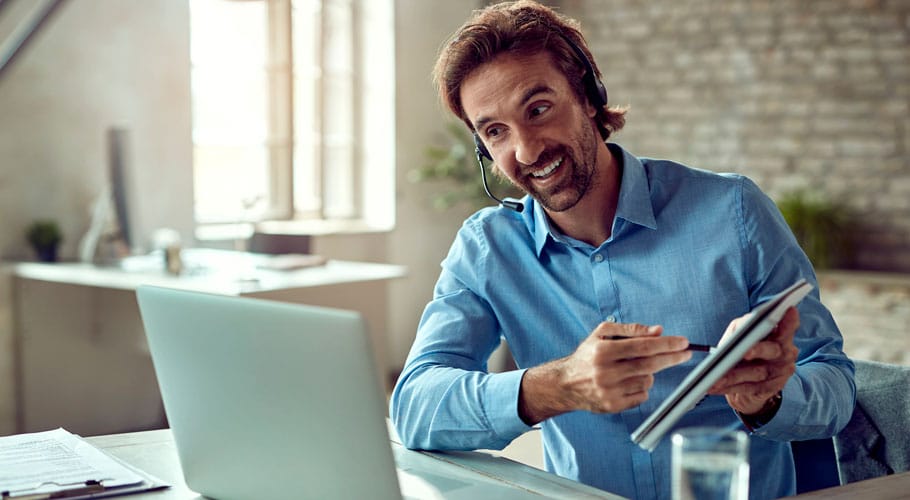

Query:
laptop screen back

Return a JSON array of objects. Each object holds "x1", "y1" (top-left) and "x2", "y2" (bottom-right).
[{"x1": 136, "y1": 285, "x2": 401, "y2": 500}]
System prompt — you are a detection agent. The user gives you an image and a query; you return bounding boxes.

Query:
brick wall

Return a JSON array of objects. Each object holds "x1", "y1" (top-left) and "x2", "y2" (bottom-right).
[
  {"x1": 819, "y1": 270, "x2": 910, "y2": 366},
  {"x1": 563, "y1": 0, "x2": 910, "y2": 271}
]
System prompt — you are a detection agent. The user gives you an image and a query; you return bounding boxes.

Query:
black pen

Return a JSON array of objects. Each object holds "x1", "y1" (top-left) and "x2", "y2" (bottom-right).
[
  {"x1": 604, "y1": 335, "x2": 717, "y2": 354},
  {"x1": 686, "y1": 343, "x2": 718, "y2": 354},
  {"x1": 1, "y1": 480, "x2": 106, "y2": 500}
]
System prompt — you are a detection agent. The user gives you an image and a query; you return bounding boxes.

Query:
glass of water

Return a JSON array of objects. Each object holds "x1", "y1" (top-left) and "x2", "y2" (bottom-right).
[{"x1": 672, "y1": 427, "x2": 749, "y2": 500}]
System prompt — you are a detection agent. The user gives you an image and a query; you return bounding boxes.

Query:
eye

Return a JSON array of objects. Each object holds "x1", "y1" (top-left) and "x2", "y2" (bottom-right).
[
  {"x1": 529, "y1": 104, "x2": 550, "y2": 118},
  {"x1": 485, "y1": 125, "x2": 503, "y2": 138}
]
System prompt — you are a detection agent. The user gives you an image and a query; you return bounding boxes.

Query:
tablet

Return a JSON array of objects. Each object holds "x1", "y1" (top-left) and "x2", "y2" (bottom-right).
[{"x1": 631, "y1": 279, "x2": 813, "y2": 451}]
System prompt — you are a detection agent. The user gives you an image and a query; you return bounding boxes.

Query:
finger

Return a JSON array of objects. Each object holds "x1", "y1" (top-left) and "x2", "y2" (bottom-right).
[
  {"x1": 591, "y1": 322, "x2": 690, "y2": 359},
  {"x1": 614, "y1": 349, "x2": 693, "y2": 377},
  {"x1": 598, "y1": 335, "x2": 691, "y2": 360},
  {"x1": 716, "y1": 372, "x2": 791, "y2": 399},
  {"x1": 742, "y1": 308, "x2": 800, "y2": 361},
  {"x1": 708, "y1": 363, "x2": 772, "y2": 393},
  {"x1": 594, "y1": 322, "x2": 661, "y2": 340},
  {"x1": 600, "y1": 391, "x2": 650, "y2": 413},
  {"x1": 592, "y1": 378, "x2": 654, "y2": 413},
  {"x1": 719, "y1": 312, "x2": 754, "y2": 346},
  {"x1": 742, "y1": 339, "x2": 783, "y2": 361},
  {"x1": 710, "y1": 360, "x2": 795, "y2": 394},
  {"x1": 744, "y1": 337, "x2": 800, "y2": 362},
  {"x1": 769, "y1": 307, "x2": 800, "y2": 342},
  {"x1": 722, "y1": 315, "x2": 747, "y2": 337},
  {"x1": 614, "y1": 374, "x2": 654, "y2": 396}
]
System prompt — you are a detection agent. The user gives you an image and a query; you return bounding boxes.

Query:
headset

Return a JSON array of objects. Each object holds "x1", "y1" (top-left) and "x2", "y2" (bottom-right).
[{"x1": 474, "y1": 31, "x2": 608, "y2": 212}]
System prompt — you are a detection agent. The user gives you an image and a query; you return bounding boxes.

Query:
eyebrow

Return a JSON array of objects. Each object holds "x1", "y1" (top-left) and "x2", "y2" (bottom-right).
[{"x1": 472, "y1": 84, "x2": 555, "y2": 132}]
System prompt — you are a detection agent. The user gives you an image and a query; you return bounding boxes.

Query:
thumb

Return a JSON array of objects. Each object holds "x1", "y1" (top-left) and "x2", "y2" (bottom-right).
[
  {"x1": 719, "y1": 312, "x2": 754, "y2": 346},
  {"x1": 594, "y1": 321, "x2": 662, "y2": 340}
]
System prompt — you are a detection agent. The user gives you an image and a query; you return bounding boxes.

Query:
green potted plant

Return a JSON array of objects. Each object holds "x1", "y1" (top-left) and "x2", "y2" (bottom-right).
[
  {"x1": 410, "y1": 121, "x2": 521, "y2": 211},
  {"x1": 26, "y1": 219, "x2": 63, "y2": 262},
  {"x1": 776, "y1": 190, "x2": 853, "y2": 269}
]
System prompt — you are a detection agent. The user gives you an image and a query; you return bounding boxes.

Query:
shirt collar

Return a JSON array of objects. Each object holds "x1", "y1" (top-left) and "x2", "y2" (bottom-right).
[
  {"x1": 530, "y1": 143, "x2": 657, "y2": 256},
  {"x1": 612, "y1": 143, "x2": 658, "y2": 232}
]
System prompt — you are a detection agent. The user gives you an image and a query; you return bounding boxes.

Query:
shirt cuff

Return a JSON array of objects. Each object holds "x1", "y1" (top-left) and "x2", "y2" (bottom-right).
[
  {"x1": 483, "y1": 368, "x2": 534, "y2": 441},
  {"x1": 746, "y1": 377, "x2": 799, "y2": 438}
]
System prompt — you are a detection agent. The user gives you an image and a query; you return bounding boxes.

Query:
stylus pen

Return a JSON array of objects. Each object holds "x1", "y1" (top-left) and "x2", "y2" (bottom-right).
[
  {"x1": 686, "y1": 343, "x2": 718, "y2": 354},
  {"x1": 604, "y1": 335, "x2": 717, "y2": 354}
]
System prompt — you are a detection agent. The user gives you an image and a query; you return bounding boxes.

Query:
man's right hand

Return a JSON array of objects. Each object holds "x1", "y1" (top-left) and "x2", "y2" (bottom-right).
[{"x1": 518, "y1": 322, "x2": 692, "y2": 425}]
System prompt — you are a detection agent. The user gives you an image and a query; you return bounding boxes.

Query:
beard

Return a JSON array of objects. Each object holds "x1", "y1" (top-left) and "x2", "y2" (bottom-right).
[{"x1": 494, "y1": 120, "x2": 600, "y2": 212}]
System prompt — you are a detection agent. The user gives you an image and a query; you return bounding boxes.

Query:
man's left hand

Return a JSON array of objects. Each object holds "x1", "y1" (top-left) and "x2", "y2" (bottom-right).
[{"x1": 707, "y1": 306, "x2": 800, "y2": 415}]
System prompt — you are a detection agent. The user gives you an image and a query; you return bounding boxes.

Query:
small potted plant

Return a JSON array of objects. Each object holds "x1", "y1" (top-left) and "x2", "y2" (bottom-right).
[
  {"x1": 777, "y1": 190, "x2": 853, "y2": 269},
  {"x1": 26, "y1": 219, "x2": 63, "y2": 262}
]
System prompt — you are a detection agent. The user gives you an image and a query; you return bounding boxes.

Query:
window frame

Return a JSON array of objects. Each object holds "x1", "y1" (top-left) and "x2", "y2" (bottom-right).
[{"x1": 190, "y1": 0, "x2": 395, "y2": 235}]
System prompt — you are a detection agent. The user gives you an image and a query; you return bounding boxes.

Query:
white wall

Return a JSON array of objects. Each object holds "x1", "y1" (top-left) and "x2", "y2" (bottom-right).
[
  {"x1": 0, "y1": 0, "x2": 194, "y2": 435},
  {"x1": 0, "y1": 0, "x2": 195, "y2": 260},
  {"x1": 0, "y1": 0, "x2": 479, "y2": 434},
  {"x1": 297, "y1": 0, "x2": 479, "y2": 377},
  {"x1": 387, "y1": 1, "x2": 479, "y2": 375}
]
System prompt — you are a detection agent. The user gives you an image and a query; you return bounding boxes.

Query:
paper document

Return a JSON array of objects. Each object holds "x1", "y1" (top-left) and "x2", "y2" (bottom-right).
[
  {"x1": 0, "y1": 428, "x2": 167, "y2": 499},
  {"x1": 631, "y1": 279, "x2": 814, "y2": 451}
]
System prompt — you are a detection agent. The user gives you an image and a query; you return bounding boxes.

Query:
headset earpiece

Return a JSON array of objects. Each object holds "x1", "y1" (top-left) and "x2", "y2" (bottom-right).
[
  {"x1": 558, "y1": 32, "x2": 608, "y2": 109},
  {"x1": 474, "y1": 133, "x2": 492, "y2": 161}
]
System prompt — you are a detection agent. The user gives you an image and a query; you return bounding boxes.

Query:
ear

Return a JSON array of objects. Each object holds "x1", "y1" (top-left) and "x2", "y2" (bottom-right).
[{"x1": 585, "y1": 99, "x2": 598, "y2": 119}]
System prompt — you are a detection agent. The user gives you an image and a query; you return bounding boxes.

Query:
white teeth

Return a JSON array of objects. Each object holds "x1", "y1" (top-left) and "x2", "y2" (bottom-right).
[{"x1": 531, "y1": 158, "x2": 562, "y2": 178}]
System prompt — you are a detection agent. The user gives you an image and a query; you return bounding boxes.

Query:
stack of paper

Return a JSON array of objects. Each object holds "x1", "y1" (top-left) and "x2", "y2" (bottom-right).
[{"x1": 0, "y1": 428, "x2": 167, "y2": 499}]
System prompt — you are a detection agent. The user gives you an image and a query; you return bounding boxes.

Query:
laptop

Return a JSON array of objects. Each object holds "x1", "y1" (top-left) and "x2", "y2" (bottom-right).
[{"x1": 136, "y1": 285, "x2": 402, "y2": 500}]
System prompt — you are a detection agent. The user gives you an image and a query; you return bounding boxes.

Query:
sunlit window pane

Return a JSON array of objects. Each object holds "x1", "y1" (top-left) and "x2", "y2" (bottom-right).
[
  {"x1": 192, "y1": 68, "x2": 268, "y2": 145},
  {"x1": 193, "y1": 146, "x2": 269, "y2": 222},
  {"x1": 190, "y1": 0, "x2": 269, "y2": 222},
  {"x1": 190, "y1": 0, "x2": 267, "y2": 67},
  {"x1": 190, "y1": 0, "x2": 394, "y2": 228}
]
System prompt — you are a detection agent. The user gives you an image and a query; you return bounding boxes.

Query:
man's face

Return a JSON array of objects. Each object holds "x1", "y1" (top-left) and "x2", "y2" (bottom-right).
[{"x1": 461, "y1": 51, "x2": 600, "y2": 212}]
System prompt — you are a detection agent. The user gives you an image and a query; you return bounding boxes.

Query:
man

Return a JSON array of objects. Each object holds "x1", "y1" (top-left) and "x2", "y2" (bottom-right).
[{"x1": 390, "y1": 2, "x2": 855, "y2": 499}]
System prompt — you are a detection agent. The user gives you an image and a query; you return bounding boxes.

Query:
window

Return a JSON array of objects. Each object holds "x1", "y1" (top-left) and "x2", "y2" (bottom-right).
[{"x1": 189, "y1": 0, "x2": 395, "y2": 232}]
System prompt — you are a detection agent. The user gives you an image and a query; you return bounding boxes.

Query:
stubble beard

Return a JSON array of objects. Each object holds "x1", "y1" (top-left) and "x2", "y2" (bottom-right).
[{"x1": 498, "y1": 121, "x2": 599, "y2": 213}]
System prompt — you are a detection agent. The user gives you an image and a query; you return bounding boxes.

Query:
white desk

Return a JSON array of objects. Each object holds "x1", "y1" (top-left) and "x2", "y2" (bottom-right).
[
  {"x1": 11, "y1": 250, "x2": 406, "y2": 295},
  {"x1": 786, "y1": 470, "x2": 910, "y2": 499},
  {"x1": 7, "y1": 250, "x2": 406, "y2": 436},
  {"x1": 86, "y1": 428, "x2": 623, "y2": 499}
]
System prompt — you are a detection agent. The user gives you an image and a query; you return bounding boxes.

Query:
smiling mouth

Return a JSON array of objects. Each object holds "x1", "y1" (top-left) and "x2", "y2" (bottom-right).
[{"x1": 530, "y1": 157, "x2": 563, "y2": 178}]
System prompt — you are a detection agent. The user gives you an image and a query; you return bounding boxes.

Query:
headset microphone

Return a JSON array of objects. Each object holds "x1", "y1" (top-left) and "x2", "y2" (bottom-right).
[{"x1": 474, "y1": 134, "x2": 524, "y2": 212}]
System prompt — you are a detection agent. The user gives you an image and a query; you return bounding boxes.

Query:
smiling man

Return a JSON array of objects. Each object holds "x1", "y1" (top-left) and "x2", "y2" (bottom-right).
[{"x1": 390, "y1": 2, "x2": 855, "y2": 499}]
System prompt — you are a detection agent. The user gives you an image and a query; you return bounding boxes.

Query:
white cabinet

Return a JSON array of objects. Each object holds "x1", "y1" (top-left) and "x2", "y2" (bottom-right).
[{"x1": 15, "y1": 280, "x2": 165, "y2": 436}]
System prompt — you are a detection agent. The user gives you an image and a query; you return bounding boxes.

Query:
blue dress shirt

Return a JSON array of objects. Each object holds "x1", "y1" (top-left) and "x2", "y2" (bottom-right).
[{"x1": 390, "y1": 143, "x2": 855, "y2": 500}]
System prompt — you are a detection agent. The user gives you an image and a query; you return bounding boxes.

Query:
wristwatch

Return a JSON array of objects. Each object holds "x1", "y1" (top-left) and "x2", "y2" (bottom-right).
[{"x1": 737, "y1": 391, "x2": 783, "y2": 432}]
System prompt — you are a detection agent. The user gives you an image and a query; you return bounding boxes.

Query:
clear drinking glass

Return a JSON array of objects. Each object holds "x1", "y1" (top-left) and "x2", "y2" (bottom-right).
[{"x1": 672, "y1": 427, "x2": 750, "y2": 500}]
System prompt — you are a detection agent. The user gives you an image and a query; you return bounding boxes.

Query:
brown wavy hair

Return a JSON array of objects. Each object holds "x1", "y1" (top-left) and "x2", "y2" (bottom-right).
[{"x1": 433, "y1": 0, "x2": 626, "y2": 140}]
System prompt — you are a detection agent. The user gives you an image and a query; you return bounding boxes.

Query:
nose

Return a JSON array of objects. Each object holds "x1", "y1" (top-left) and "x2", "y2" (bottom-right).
[{"x1": 513, "y1": 127, "x2": 544, "y2": 166}]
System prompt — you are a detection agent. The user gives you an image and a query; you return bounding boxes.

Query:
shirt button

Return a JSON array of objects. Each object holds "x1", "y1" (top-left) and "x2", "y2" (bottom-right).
[
  {"x1": 606, "y1": 315, "x2": 616, "y2": 323},
  {"x1": 593, "y1": 253, "x2": 604, "y2": 263}
]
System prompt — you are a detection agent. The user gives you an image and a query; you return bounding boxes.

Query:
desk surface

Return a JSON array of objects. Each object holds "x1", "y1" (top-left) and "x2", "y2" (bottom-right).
[
  {"x1": 786, "y1": 470, "x2": 910, "y2": 499},
  {"x1": 40, "y1": 429, "x2": 910, "y2": 499},
  {"x1": 86, "y1": 429, "x2": 621, "y2": 499},
  {"x1": 10, "y1": 249, "x2": 407, "y2": 295}
]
